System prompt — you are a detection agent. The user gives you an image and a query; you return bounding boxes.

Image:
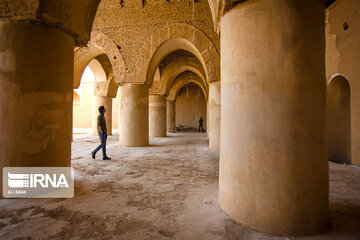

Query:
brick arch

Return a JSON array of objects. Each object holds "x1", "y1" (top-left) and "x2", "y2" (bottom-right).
[
  {"x1": 149, "y1": 56, "x2": 207, "y2": 96},
  {"x1": 74, "y1": 44, "x2": 102, "y2": 89},
  {"x1": 128, "y1": 23, "x2": 219, "y2": 86},
  {"x1": 165, "y1": 66, "x2": 207, "y2": 96},
  {"x1": 1, "y1": 0, "x2": 220, "y2": 46},
  {"x1": 90, "y1": 30, "x2": 126, "y2": 84},
  {"x1": 74, "y1": 53, "x2": 112, "y2": 97},
  {"x1": 73, "y1": 31, "x2": 126, "y2": 97},
  {"x1": 168, "y1": 72, "x2": 208, "y2": 102}
]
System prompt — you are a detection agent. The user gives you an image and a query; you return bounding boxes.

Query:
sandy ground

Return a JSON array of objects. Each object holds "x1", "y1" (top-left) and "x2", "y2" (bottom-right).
[{"x1": 0, "y1": 133, "x2": 359, "y2": 240}]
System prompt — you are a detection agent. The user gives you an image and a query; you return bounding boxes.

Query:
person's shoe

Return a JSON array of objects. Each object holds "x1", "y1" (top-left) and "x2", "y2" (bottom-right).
[
  {"x1": 91, "y1": 152, "x2": 95, "y2": 159},
  {"x1": 103, "y1": 156, "x2": 111, "y2": 160}
]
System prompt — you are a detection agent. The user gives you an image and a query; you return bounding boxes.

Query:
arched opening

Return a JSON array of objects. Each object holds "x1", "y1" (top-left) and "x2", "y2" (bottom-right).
[
  {"x1": 88, "y1": 58, "x2": 107, "y2": 82},
  {"x1": 175, "y1": 83, "x2": 207, "y2": 132},
  {"x1": 73, "y1": 66, "x2": 96, "y2": 134},
  {"x1": 328, "y1": 75, "x2": 351, "y2": 164},
  {"x1": 146, "y1": 39, "x2": 209, "y2": 87},
  {"x1": 147, "y1": 41, "x2": 209, "y2": 138},
  {"x1": 72, "y1": 57, "x2": 118, "y2": 135}
]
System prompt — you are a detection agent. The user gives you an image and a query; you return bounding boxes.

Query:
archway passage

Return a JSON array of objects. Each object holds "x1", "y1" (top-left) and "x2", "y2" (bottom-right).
[
  {"x1": 73, "y1": 66, "x2": 95, "y2": 131},
  {"x1": 328, "y1": 75, "x2": 351, "y2": 164},
  {"x1": 175, "y1": 83, "x2": 207, "y2": 132},
  {"x1": 73, "y1": 60, "x2": 117, "y2": 136}
]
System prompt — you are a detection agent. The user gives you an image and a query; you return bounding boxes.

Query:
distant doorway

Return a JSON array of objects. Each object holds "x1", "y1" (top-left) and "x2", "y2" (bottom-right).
[
  {"x1": 327, "y1": 75, "x2": 351, "y2": 164},
  {"x1": 176, "y1": 83, "x2": 206, "y2": 132}
]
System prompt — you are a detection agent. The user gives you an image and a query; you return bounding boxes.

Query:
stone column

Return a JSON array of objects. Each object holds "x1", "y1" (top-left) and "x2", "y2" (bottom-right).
[
  {"x1": 209, "y1": 81, "x2": 220, "y2": 150},
  {"x1": 0, "y1": 21, "x2": 74, "y2": 193},
  {"x1": 92, "y1": 95, "x2": 113, "y2": 135},
  {"x1": 119, "y1": 84, "x2": 149, "y2": 146},
  {"x1": 219, "y1": 0, "x2": 329, "y2": 235},
  {"x1": 149, "y1": 95, "x2": 167, "y2": 137},
  {"x1": 206, "y1": 100, "x2": 209, "y2": 139},
  {"x1": 167, "y1": 100, "x2": 176, "y2": 133}
]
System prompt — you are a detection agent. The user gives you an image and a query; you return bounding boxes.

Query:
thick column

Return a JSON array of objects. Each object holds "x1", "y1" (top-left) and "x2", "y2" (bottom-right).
[
  {"x1": 209, "y1": 81, "x2": 220, "y2": 150},
  {"x1": 92, "y1": 95, "x2": 113, "y2": 135},
  {"x1": 219, "y1": 1, "x2": 329, "y2": 235},
  {"x1": 0, "y1": 21, "x2": 74, "y2": 193},
  {"x1": 149, "y1": 95, "x2": 167, "y2": 137},
  {"x1": 206, "y1": 100, "x2": 209, "y2": 139},
  {"x1": 119, "y1": 84, "x2": 148, "y2": 146},
  {"x1": 167, "y1": 100, "x2": 176, "y2": 133}
]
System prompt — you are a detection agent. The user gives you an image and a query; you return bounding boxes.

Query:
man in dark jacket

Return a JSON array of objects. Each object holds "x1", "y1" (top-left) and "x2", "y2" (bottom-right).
[{"x1": 91, "y1": 106, "x2": 111, "y2": 160}]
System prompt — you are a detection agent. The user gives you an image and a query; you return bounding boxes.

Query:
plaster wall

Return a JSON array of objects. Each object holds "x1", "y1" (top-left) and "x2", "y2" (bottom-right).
[
  {"x1": 326, "y1": 0, "x2": 360, "y2": 166},
  {"x1": 175, "y1": 84, "x2": 206, "y2": 130},
  {"x1": 73, "y1": 83, "x2": 94, "y2": 128}
]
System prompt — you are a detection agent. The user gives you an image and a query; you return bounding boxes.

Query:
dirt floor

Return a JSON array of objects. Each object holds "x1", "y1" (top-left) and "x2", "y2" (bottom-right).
[{"x1": 0, "y1": 133, "x2": 359, "y2": 240}]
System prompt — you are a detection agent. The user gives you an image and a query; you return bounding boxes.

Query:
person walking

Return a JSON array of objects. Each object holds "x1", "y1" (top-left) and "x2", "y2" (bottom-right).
[
  {"x1": 91, "y1": 106, "x2": 111, "y2": 160},
  {"x1": 199, "y1": 117, "x2": 205, "y2": 132}
]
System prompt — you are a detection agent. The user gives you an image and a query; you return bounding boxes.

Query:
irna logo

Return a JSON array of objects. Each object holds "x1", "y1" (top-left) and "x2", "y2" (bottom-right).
[
  {"x1": 3, "y1": 167, "x2": 74, "y2": 198},
  {"x1": 8, "y1": 172, "x2": 69, "y2": 188}
]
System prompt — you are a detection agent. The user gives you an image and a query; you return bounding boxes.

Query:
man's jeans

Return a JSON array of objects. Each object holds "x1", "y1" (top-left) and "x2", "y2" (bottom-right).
[{"x1": 93, "y1": 132, "x2": 107, "y2": 157}]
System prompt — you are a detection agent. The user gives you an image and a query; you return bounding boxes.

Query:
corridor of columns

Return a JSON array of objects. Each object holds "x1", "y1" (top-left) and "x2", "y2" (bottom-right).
[{"x1": 1, "y1": 0, "x2": 360, "y2": 239}]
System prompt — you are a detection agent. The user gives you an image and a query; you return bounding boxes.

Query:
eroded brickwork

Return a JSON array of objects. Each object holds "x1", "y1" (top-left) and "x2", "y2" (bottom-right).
[
  {"x1": 92, "y1": 0, "x2": 219, "y2": 78},
  {"x1": 0, "y1": 0, "x2": 38, "y2": 18}
]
